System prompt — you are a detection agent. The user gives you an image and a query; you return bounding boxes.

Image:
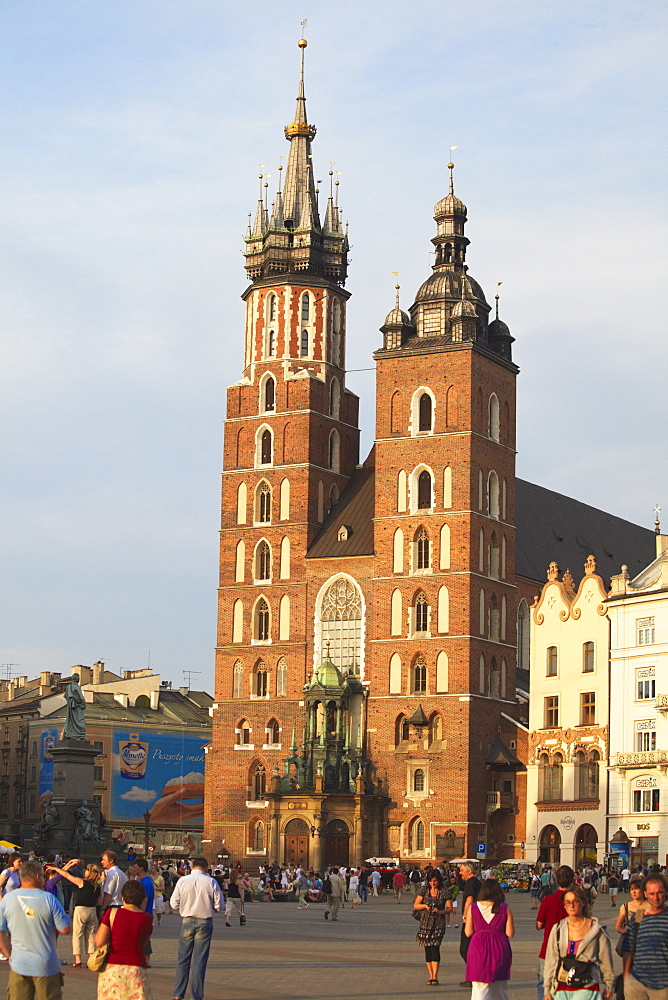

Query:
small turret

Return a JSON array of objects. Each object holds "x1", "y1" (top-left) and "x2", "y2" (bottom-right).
[
  {"x1": 380, "y1": 284, "x2": 415, "y2": 349},
  {"x1": 488, "y1": 288, "x2": 515, "y2": 361}
]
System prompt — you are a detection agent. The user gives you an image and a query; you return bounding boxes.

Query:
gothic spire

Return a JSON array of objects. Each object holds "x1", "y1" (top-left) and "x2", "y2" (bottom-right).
[{"x1": 243, "y1": 40, "x2": 348, "y2": 285}]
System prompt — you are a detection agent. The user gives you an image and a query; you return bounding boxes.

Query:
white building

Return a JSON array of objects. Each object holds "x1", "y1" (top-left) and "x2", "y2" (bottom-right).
[
  {"x1": 526, "y1": 555, "x2": 610, "y2": 868},
  {"x1": 608, "y1": 532, "x2": 668, "y2": 870}
]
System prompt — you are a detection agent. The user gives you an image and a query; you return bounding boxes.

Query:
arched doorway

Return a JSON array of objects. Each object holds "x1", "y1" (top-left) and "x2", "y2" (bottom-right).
[
  {"x1": 323, "y1": 819, "x2": 349, "y2": 868},
  {"x1": 539, "y1": 824, "x2": 561, "y2": 864},
  {"x1": 283, "y1": 818, "x2": 309, "y2": 868},
  {"x1": 575, "y1": 824, "x2": 598, "y2": 869}
]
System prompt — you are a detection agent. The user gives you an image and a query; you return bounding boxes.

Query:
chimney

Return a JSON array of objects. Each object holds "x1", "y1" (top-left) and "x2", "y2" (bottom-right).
[{"x1": 93, "y1": 661, "x2": 104, "y2": 685}]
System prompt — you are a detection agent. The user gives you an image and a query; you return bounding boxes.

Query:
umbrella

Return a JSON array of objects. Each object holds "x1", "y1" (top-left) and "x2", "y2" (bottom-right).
[{"x1": 0, "y1": 840, "x2": 21, "y2": 850}]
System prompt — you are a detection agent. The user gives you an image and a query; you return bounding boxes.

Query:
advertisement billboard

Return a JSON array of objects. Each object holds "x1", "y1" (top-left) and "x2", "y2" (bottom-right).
[
  {"x1": 38, "y1": 728, "x2": 58, "y2": 805},
  {"x1": 110, "y1": 729, "x2": 206, "y2": 827}
]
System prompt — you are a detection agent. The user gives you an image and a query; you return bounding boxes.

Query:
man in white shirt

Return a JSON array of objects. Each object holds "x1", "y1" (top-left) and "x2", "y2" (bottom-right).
[
  {"x1": 100, "y1": 850, "x2": 128, "y2": 911},
  {"x1": 171, "y1": 857, "x2": 223, "y2": 1000}
]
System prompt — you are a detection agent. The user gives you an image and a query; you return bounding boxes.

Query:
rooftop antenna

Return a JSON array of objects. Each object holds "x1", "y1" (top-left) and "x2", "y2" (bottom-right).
[
  {"x1": 182, "y1": 670, "x2": 201, "y2": 691},
  {"x1": 0, "y1": 664, "x2": 19, "y2": 681}
]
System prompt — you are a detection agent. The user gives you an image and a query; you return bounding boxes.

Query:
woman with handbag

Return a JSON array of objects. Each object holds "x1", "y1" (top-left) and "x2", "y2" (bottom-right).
[
  {"x1": 414, "y1": 872, "x2": 452, "y2": 986},
  {"x1": 48, "y1": 860, "x2": 104, "y2": 967},
  {"x1": 225, "y1": 869, "x2": 246, "y2": 926},
  {"x1": 543, "y1": 885, "x2": 614, "y2": 1000},
  {"x1": 93, "y1": 878, "x2": 153, "y2": 1000}
]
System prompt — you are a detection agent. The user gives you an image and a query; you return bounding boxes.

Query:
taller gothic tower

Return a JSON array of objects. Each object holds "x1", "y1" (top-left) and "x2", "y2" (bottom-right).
[{"x1": 206, "y1": 41, "x2": 361, "y2": 862}]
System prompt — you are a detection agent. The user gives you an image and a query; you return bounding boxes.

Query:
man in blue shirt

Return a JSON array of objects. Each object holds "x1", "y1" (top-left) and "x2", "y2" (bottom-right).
[
  {"x1": 132, "y1": 858, "x2": 155, "y2": 914},
  {"x1": 0, "y1": 861, "x2": 71, "y2": 999},
  {"x1": 624, "y1": 874, "x2": 668, "y2": 1000}
]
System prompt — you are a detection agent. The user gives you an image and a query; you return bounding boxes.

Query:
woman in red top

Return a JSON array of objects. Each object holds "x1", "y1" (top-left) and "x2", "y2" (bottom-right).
[{"x1": 94, "y1": 879, "x2": 153, "y2": 1000}]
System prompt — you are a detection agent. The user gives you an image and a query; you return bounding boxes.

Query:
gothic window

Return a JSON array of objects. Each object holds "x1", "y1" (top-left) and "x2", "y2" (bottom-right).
[
  {"x1": 413, "y1": 769, "x2": 425, "y2": 792},
  {"x1": 389, "y1": 650, "x2": 402, "y2": 691},
  {"x1": 253, "y1": 820, "x2": 265, "y2": 851},
  {"x1": 237, "y1": 482, "x2": 247, "y2": 524},
  {"x1": 489, "y1": 532, "x2": 499, "y2": 578},
  {"x1": 395, "y1": 714, "x2": 408, "y2": 746},
  {"x1": 256, "y1": 541, "x2": 271, "y2": 581},
  {"x1": 517, "y1": 600, "x2": 530, "y2": 672},
  {"x1": 232, "y1": 660, "x2": 243, "y2": 698},
  {"x1": 328, "y1": 429, "x2": 340, "y2": 472},
  {"x1": 319, "y1": 577, "x2": 363, "y2": 674},
  {"x1": 255, "y1": 599, "x2": 270, "y2": 641},
  {"x1": 416, "y1": 527, "x2": 430, "y2": 569},
  {"x1": 253, "y1": 764, "x2": 266, "y2": 800},
  {"x1": 390, "y1": 391, "x2": 402, "y2": 433},
  {"x1": 257, "y1": 482, "x2": 271, "y2": 523},
  {"x1": 254, "y1": 661, "x2": 268, "y2": 697},
  {"x1": 267, "y1": 718, "x2": 280, "y2": 745},
  {"x1": 417, "y1": 470, "x2": 432, "y2": 510},
  {"x1": 301, "y1": 293, "x2": 310, "y2": 322},
  {"x1": 412, "y1": 654, "x2": 427, "y2": 693},
  {"x1": 411, "y1": 818, "x2": 425, "y2": 852},
  {"x1": 238, "y1": 720, "x2": 251, "y2": 745},
  {"x1": 430, "y1": 713, "x2": 443, "y2": 744},
  {"x1": 276, "y1": 657, "x2": 287, "y2": 697},
  {"x1": 328, "y1": 484, "x2": 339, "y2": 514},
  {"x1": 418, "y1": 393, "x2": 432, "y2": 432},
  {"x1": 268, "y1": 294, "x2": 277, "y2": 322},
  {"x1": 488, "y1": 394, "x2": 500, "y2": 442},
  {"x1": 260, "y1": 429, "x2": 272, "y2": 465},
  {"x1": 487, "y1": 471, "x2": 499, "y2": 519},
  {"x1": 329, "y1": 379, "x2": 340, "y2": 418},
  {"x1": 583, "y1": 641, "x2": 595, "y2": 673},
  {"x1": 264, "y1": 376, "x2": 275, "y2": 412},
  {"x1": 300, "y1": 329, "x2": 309, "y2": 356},
  {"x1": 414, "y1": 593, "x2": 428, "y2": 633}
]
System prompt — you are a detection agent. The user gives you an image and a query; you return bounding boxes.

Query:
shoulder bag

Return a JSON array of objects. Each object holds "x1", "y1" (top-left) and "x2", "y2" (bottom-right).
[
  {"x1": 87, "y1": 907, "x2": 118, "y2": 972},
  {"x1": 555, "y1": 922, "x2": 597, "y2": 989}
]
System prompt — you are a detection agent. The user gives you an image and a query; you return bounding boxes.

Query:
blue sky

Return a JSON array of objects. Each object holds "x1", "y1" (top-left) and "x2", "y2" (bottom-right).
[{"x1": 2, "y1": 1, "x2": 666, "y2": 692}]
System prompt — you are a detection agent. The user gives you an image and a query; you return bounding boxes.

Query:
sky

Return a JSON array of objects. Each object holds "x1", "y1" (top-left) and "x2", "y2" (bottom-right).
[{"x1": 2, "y1": 1, "x2": 666, "y2": 694}]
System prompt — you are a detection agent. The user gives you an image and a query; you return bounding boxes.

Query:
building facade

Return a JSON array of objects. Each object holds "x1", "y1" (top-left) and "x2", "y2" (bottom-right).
[
  {"x1": 526, "y1": 556, "x2": 610, "y2": 868},
  {"x1": 608, "y1": 533, "x2": 668, "y2": 869}
]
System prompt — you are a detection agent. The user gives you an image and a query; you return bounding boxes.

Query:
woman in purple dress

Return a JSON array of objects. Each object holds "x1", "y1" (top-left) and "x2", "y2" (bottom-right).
[{"x1": 465, "y1": 878, "x2": 515, "y2": 1000}]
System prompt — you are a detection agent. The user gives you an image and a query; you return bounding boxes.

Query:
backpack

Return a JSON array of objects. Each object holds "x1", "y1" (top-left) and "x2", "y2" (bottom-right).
[
  {"x1": 322, "y1": 876, "x2": 332, "y2": 895},
  {"x1": 410, "y1": 870, "x2": 422, "y2": 884}
]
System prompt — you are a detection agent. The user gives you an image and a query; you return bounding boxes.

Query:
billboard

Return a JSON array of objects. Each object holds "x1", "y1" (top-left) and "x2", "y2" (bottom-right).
[
  {"x1": 38, "y1": 728, "x2": 58, "y2": 806},
  {"x1": 110, "y1": 729, "x2": 206, "y2": 827}
]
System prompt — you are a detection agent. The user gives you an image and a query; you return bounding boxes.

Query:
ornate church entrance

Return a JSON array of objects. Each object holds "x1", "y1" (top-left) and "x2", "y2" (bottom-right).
[
  {"x1": 284, "y1": 818, "x2": 309, "y2": 868},
  {"x1": 323, "y1": 819, "x2": 349, "y2": 867}
]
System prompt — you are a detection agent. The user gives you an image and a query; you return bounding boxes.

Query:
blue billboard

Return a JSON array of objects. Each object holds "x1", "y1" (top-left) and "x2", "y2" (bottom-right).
[
  {"x1": 110, "y1": 729, "x2": 205, "y2": 826},
  {"x1": 38, "y1": 729, "x2": 58, "y2": 804}
]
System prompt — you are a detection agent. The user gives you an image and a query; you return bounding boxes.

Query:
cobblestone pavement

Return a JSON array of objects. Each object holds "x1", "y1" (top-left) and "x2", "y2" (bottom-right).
[{"x1": 0, "y1": 892, "x2": 625, "y2": 1000}]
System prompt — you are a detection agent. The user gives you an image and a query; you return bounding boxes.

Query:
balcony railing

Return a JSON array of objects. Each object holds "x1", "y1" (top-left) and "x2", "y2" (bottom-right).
[
  {"x1": 614, "y1": 750, "x2": 668, "y2": 768},
  {"x1": 486, "y1": 791, "x2": 514, "y2": 816}
]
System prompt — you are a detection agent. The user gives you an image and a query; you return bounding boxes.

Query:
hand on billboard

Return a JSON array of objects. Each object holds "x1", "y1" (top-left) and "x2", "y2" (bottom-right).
[{"x1": 148, "y1": 783, "x2": 204, "y2": 823}]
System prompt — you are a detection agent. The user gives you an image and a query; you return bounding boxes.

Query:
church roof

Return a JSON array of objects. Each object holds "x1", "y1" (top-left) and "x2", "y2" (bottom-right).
[
  {"x1": 307, "y1": 465, "x2": 375, "y2": 558},
  {"x1": 307, "y1": 466, "x2": 654, "y2": 585},
  {"x1": 515, "y1": 479, "x2": 655, "y2": 586},
  {"x1": 485, "y1": 736, "x2": 523, "y2": 768}
]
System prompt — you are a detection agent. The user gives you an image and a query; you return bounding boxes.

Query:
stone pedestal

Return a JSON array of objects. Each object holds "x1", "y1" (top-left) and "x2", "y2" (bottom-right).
[{"x1": 33, "y1": 739, "x2": 108, "y2": 860}]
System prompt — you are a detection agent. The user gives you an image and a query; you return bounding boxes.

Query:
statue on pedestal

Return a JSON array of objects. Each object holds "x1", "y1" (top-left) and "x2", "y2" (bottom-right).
[
  {"x1": 70, "y1": 800, "x2": 104, "y2": 851},
  {"x1": 63, "y1": 672, "x2": 86, "y2": 740},
  {"x1": 32, "y1": 799, "x2": 59, "y2": 841}
]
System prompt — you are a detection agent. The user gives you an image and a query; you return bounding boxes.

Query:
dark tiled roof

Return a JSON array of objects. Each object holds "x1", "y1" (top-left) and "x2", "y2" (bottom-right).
[
  {"x1": 485, "y1": 736, "x2": 523, "y2": 768},
  {"x1": 516, "y1": 479, "x2": 655, "y2": 587},
  {"x1": 307, "y1": 465, "x2": 375, "y2": 559},
  {"x1": 42, "y1": 690, "x2": 211, "y2": 729}
]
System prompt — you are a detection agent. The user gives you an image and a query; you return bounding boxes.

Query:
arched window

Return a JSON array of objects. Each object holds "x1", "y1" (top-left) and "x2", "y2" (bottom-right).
[
  {"x1": 267, "y1": 718, "x2": 280, "y2": 745},
  {"x1": 479, "y1": 653, "x2": 486, "y2": 694},
  {"x1": 328, "y1": 429, "x2": 340, "y2": 472},
  {"x1": 411, "y1": 818, "x2": 425, "y2": 852},
  {"x1": 583, "y1": 641, "x2": 595, "y2": 673},
  {"x1": 253, "y1": 820, "x2": 265, "y2": 851},
  {"x1": 391, "y1": 590, "x2": 402, "y2": 637},
  {"x1": 396, "y1": 714, "x2": 408, "y2": 746},
  {"x1": 413, "y1": 769, "x2": 425, "y2": 792},
  {"x1": 256, "y1": 481, "x2": 271, "y2": 523},
  {"x1": 389, "y1": 651, "x2": 402, "y2": 691},
  {"x1": 233, "y1": 660, "x2": 243, "y2": 698},
  {"x1": 430, "y1": 713, "x2": 443, "y2": 744},
  {"x1": 577, "y1": 749, "x2": 600, "y2": 800},
  {"x1": 575, "y1": 823, "x2": 598, "y2": 869},
  {"x1": 414, "y1": 593, "x2": 428, "y2": 633},
  {"x1": 237, "y1": 482, "x2": 247, "y2": 524},
  {"x1": 268, "y1": 294, "x2": 277, "y2": 322},
  {"x1": 416, "y1": 527, "x2": 430, "y2": 569},
  {"x1": 488, "y1": 394, "x2": 500, "y2": 441},
  {"x1": 319, "y1": 577, "x2": 363, "y2": 674},
  {"x1": 412, "y1": 654, "x2": 427, "y2": 693},
  {"x1": 254, "y1": 661, "x2": 268, "y2": 697},
  {"x1": 264, "y1": 376, "x2": 275, "y2": 412},
  {"x1": 238, "y1": 720, "x2": 251, "y2": 745},
  {"x1": 300, "y1": 329, "x2": 309, "y2": 356},
  {"x1": 329, "y1": 379, "x2": 340, "y2": 418},
  {"x1": 253, "y1": 764, "x2": 266, "y2": 800},
  {"x1": 235, "y1": 540, "x2": 245, "y2": 582},
  {"x1": 280, "y1": 478, "x2": 290, "y2": 520},
  {"x1": 488, "y1": 471, "x2": 499, "y2": 519},
  {"x1": 260, "y1": 429, "x2": 272, "y2": 465},
  {"x1": 255, "y1": 541, "x2": 271, "y2": 581},
  {"x1": 328, "y1": 484, "x2": 339, "y2": 514},
  {"x1": 436, "y1": 652, "x2": 448, "y2": 693},
  {"x1": 255, "y1": 599, "x2": 270, "y2": 641},
  {"x1": 233, "y1": 599, "x2": 244, "y2": 643},
  {"x1": 443, "y1": 466, "x2": 452, "y2": 508},
  {"x1": 397, "y1": 470, "x2": 407, "y2": 512},
  {"x1": 301, "y1": 293, "x2": 310, "y2": 322},
  {"x1": 417, "y1": 470, "x2": 432, "y2": 509},
  {"x1": 539, "y1": 824, "x2": 561, "y2": 864},
  {"x1": 489, "y1": 532, "x2": 499, "y2": 578},
  {"x1": 390, "y1": 391, "x2": 402, "y2": 433},
  {"x1": 418, "y1": 393, "x2": 432, "y2": 432},
  {"x1": 540, "y1": 753, "x2": 563, "y2": 801},
  {"x1": 517, "y1": 599, "x2": 530, "y2": 672},
  {"x1": 276, "y1": 656, "x2": 287, "y2": 697},
  {"x1": 439, "y1": 523, "x2": 450, "y2": 570}
]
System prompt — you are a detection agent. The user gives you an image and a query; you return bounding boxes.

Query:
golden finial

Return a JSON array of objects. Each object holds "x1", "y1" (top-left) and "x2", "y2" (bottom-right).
[
  {"x1": 495, "y1": 281, "x2": 503, "y2": 319},
  {"x1": 448, "y1": 146, "x2": 458, "y2": 194}
]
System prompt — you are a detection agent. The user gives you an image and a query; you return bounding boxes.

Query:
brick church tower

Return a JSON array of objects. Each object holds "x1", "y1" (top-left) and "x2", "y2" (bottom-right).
[{"x1": 205, "y1": 44, "x2": 526, "y2": 868}]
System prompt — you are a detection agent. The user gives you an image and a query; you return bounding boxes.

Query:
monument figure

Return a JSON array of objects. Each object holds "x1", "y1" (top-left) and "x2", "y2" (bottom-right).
[
  {"x1": 70, "y1": 800, "x2": 103, "y2": 851},
  {"x1": 63, "y1": 672, "x2": 86, "y2": 740},
  {"x1": 32, "y1": 799, "x2": 60, "y2": 841}
]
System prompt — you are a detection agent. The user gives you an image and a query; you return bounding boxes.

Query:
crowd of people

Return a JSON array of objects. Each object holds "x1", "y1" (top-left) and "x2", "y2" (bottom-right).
[{"x1": 2, "y1": 848, "x2": 668, "y2": 1000}]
